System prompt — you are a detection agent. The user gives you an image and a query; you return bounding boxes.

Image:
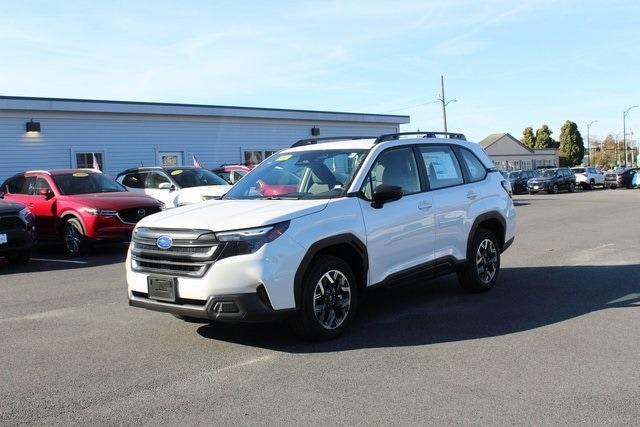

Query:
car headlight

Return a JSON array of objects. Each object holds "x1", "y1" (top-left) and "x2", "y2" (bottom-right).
[
  {"x1": 216, "y1": 221, "x2": 289, "y2": 255},
  {"x1": 80, "y1": 207, "x2": 118, "y2": 216},
  {"x1": 18, "y1": 207, "x2": 34, "y2": 224}
]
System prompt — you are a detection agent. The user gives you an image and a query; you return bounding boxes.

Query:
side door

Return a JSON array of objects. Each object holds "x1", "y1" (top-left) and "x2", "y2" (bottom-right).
[
  {"x1": 357, "y1": 146, "x2": 436, "y2": 285},
  {"x1": 28, "y1": 176, "x2": 57, "y2": 236},
  {"x1": 144, "y1": 171, "x2": 178, "y2": 207},
  {"x1": 417, "y1": 145, "x2": 470, "y2": 262}
]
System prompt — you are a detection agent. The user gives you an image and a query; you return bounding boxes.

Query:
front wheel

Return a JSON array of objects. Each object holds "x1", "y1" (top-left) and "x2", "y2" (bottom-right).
[
  {"x1": 289, "y1": 255, "x2": 358, "y2": 340},
  {"x1": 6, "y1": 249, "x2": 31, "y2": 265},
  {"x1": 458, "y1": 229, "x2": 500, "y2": 292},
  {"x1": 549, "y1": 184, "x2": 558, "y2": 194},
  {"x1": 63, "y1": 218, "x2": 88, "y2": 256},
  {"x1": 568, "y1": 182, "x2": 575, "y2": 193}
]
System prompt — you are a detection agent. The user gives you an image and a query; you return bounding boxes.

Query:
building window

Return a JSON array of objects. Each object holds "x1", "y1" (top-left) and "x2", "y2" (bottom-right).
[
  {"x1": 159, "y1": 152, "x2": 183, "y2": 167},
  {"x1": 243, "y1": 150, "x2": 278, "y2": 166},
  {"x1": 75, "y1": 152, "x2": 104, "y2": 170}
]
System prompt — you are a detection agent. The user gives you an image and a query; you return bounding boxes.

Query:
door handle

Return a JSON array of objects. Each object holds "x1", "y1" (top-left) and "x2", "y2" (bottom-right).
[
  {"x1": 466, "y1": 191, "x2": 478, "y2": 200},
  {"x1": 418, "y1": 201, "x2": 432, "y2": 210}
]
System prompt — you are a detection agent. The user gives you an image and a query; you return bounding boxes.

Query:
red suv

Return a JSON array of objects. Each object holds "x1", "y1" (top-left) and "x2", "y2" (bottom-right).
[{"x1": 1, "y1": 170, "x2": 163, "y2": 255}]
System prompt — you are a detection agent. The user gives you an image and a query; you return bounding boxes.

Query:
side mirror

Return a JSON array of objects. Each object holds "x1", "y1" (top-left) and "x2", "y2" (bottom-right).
[
  {"x1": 39, "y1": 188, "x2": 54, "y2": 199},
  {"x1": 158, "y1": 182, "x2": 175, "y2": 191},
  {"x1": 371, "y1": 184, "x2": 403, "y2": 209}
]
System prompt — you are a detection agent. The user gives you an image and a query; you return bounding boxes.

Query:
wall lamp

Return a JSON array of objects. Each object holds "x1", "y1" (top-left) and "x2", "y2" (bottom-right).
[
  {"x1": 26, "y1": 119, "x2": 41, "y2": 133},
  {"x1": 311, "y1": 126, "x2": 320, "y2": 136}
]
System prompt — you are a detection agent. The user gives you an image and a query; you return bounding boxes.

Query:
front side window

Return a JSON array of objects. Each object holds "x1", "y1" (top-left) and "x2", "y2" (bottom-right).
[
  {"x1": 53, "y1": 172, "x2": 125, "y2": 195},
  {"x1": 121, "y1": 172, "x2": 146, "y2": 189},
  {"x1": 145, "y1": 172, "x2": 172, "y2": 189},
  {"x1": 459, "y1": 149, "x2": 486, "y2": 182},
  {"x1": 419, "y1": 146, "x2": 464, "y2": 190},
  {"x1": 166, "y1": 168, "x2": 228, "y2": 188},
  {"x1": 227, "y1": 149, "x2": 367, "y2": 200},
  {"x1": 361, "y1": 147, "x2": 421, "y2": 200}
]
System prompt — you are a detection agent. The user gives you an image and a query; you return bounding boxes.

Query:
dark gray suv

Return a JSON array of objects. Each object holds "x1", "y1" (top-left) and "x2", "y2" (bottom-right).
[{"x1": 527, "y1": 167, "x2": 576, "y2": 194}]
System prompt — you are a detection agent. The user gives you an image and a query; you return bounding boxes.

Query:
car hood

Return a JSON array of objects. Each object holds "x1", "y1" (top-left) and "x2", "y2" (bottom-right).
[
  {"x1": 179, "y1": 185, "x2": 233, "y2": 197},
  {"x1": 60, "y1": 192, "x2": 162, "y2": 209},
  {"x1": 136, "y1": 198, "x2": 329, "y2": 231},
  {"x1": 0, "y1": 200, "x2": 26, "y2": 213}
]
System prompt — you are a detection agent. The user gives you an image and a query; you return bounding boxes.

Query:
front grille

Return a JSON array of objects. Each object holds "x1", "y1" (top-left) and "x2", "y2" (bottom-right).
[
  {"x1": 131, "y1": 227, "x2": 220, "y2": 278},
  {"x1": 118, "y1": 207, "x2": 161, "y2": 224},
  {"x1": 0, "y1": 215, "x2": 25, "y2": 231}
]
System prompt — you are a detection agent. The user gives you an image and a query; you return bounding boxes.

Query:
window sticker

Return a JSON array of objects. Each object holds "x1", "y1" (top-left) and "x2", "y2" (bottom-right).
[
  {"x1": 170, "y1": 169, "x2": 183, "y2": 176},
  {"x1": 423, "y1": 152, "x2": 459, "y2": 180},
  {"x1": 72, "y1": 172, "x2": 89, "y2": 177},
  {"x1": 276, "y1": 154, "x2": 292, "y2": 162}
]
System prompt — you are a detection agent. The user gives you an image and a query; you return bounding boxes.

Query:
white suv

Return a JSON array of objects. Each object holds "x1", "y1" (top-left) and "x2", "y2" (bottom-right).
[
  {"x1": 126, "y1": 132, "x2": 516, "y2": 340},
  {"x1": 571, "y1": 166, "x2": 604, "y2": 190},
  {"x1": 116, "y1": 166, "x2": 232, "y2": 208}
]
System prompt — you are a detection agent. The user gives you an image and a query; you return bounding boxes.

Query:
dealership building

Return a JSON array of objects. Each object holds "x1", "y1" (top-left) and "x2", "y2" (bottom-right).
[{"x1": 0, "y1": 96, "x2": 409, "y2": 182}]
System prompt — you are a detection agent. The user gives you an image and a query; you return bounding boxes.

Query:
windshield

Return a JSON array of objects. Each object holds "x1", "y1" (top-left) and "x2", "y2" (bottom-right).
[
  {"x1": 507, "y1": 171, "x2": 521, "y2": 179},
  {"x1": 540, "y1": 169, "x2": 558, "y2": 177},
  {"x1": 53, "y1": 172, "x2": 126, "y2": 195},
  {"x1": 224, "y1": 149, "x2": 368, "y2": 200},
  {"x1": 166, "y1": 168, "x2": 229, "y2": 188}
]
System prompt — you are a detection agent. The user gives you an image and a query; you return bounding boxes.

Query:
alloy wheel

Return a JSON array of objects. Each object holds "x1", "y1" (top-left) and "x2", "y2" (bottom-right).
[
  {"x1": 65, "y1": 224, "x2": 81, "y2": 254},
  {"x1": 475, "y1": 239, "x2": 498, "y2": 284},
  {"x1": 312, "y1": 270, "x2": 351, "y2": 330}
]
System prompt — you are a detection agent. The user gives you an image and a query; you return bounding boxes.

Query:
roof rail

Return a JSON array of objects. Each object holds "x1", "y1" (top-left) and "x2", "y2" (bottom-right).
[
  {"x1": 374, "y1": 131, "x2": 466, "y2": 144},
  {"x1": 25, "y1": 170, "x2": 52, "y2": 175},
  {"x1": 291, "y1": 136, "x2": 376, "y2": 148}
]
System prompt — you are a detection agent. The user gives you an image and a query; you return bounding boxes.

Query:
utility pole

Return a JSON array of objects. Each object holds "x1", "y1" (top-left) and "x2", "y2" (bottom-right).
[
  {"x1": 623, "y1": 105, "x2": 638, "y2": 168},
  {"x1": 586, "y1": 120, "x2": 598, "y2": 166},
  {"x1": 437, "y1": 75, "x2": 456, "y2": 133}
]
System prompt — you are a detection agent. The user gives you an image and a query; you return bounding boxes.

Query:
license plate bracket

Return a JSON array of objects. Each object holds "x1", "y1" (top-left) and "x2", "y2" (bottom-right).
[{"x1": 147, "y1": 277, "x2": 177, "y2": 302}]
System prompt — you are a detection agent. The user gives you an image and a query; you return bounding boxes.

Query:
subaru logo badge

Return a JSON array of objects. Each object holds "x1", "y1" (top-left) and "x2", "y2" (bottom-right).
[
  {"x1": 137, "y1": 208, "x2": 146, "y2": 218},
  {"x1": 156, "y1": 235, "x2": 173, "y2": 250}
]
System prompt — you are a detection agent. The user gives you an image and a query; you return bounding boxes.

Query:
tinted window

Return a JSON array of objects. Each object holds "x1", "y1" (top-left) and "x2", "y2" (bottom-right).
[
  {"x1": 53, "y1": 172, "x2": 125, "y2": 195},
  {"x1": 419, "y1": 146, "x2": 464, "y2": 190},
  {"x1": 4, "y1": 175, "x2": 26, "y2": 194},
  {"x1": 572, "y1": 168, "x2": 585, "y2": 174},
  {"x1": 121, "y1": 172, "x2": 146, "y2": 189},
  {"x1": 362, "y1": 147, "x2": 421, "y2": 199},
  {"x1": 166, "y1": 168, "x2": 228, "y2": 188},
  {"x1": 216, "y1": 171, "x2": 232, "y2": 183},
  {"x1": 459, "y1": 149, "x2": 486, "y2": 182},
  {"x1": 32, "y1": 177, "x2": 51, "y2": 195}
]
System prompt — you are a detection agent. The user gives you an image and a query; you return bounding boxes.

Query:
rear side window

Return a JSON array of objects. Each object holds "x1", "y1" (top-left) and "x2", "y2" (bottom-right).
[
  {"x1": 145, "y1": 172, "x2": 172, "y2": 189},
  {"x1": 121, "y1": 172, "x2": 147, "y2": 189},
  {"x1": 419, "y1": 146, "x2": 464, "y2": 190},
  {"x1": 458, "y1": 149, "x2": 487, "y2": 182},
  {"x1": 4, "y1": 175, "x2": 26, "y2": 194}
]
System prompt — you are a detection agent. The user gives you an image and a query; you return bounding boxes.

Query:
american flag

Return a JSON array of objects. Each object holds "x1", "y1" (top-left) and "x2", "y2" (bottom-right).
[
  {"x1": 92, "y1": 153, "x2": 100, "y2": 171},
  {"x1": 192, "y1": 155, "x2": 203, "y2": 168}
]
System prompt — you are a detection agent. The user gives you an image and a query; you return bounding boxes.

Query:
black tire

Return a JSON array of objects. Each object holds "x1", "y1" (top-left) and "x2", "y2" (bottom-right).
[
  {"x1": 62, "y1": 218, "x2": 88, "y2": 256},
  {"x1": 457, "y1": 229, "x2": 500, "y2": 293},
  {"x1": 568, "y1": 182, "x2": 575, "y2": 193},
  {"x1": 289, "y1": 255, "x2": 358, "y2": 341},
  {"x1": 6, "y1": 249, "x2": 31, "y2": 265},
  {"x1": 589, "y1": 180, "x2": 595, "y2": 190},
  {"x1": 528, "y1": 190, "x2": 537, "y2": 195},
  {"x1": 549, "y1": 184, "x2": 558, "y2": 194}
]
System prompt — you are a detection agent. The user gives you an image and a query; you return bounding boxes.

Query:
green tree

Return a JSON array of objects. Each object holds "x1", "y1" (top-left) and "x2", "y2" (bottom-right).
[
  {"x1": 520, "y1": 127, "x2": 535, "y2": 148},
  {"x1": 534, "y1": 125, "x2": 555, "y2": 148},
  {"x1": 558, "y1": 120, "x2": 585, "y2": 166}
]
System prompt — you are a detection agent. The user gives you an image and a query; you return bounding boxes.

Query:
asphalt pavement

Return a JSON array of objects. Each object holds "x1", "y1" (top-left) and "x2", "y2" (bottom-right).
[{"x1": 1, "y1": 189, "x2": 639, "y2": 425}]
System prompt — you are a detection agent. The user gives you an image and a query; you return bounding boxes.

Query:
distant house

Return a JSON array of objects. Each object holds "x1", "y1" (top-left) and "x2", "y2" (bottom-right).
[{"x1": 479, "y1": 133, "x2": 559, "y2": 171}]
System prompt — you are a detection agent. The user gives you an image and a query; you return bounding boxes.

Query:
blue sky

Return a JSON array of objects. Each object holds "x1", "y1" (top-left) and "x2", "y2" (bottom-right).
[{"x1": 1, "y1": 0, "x2": 639, "y2": 141}]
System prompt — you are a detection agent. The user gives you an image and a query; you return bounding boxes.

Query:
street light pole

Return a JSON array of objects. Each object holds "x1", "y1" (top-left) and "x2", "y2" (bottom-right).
[
  {"x1": 586, "y1": 120, "x2": 598, "y2": 166},
  {"x1": 438, "y1": 75, "x2": 457, "y2": 133},
  {"x1": 623, "y1": 105, "x2": 638, "y2": 168}
]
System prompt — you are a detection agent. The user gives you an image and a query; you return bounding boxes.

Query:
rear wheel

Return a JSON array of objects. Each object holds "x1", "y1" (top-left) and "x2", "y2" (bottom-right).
[
  {"x1": 589, "y1": 179, "x2": 595, "y2": 190},
  {"x1": 458, "y1": 229, "x2": 500, "y2": 292},
  {"x1": 289, "y1": 255, "x2": 358, "y2": 340},
  {"x1": 63, "y1": 218, "x2": 88, "y2": 256},
  {"x1": 6, "y1": 249, "x2": 31, "y2": 265},
  {"x1": 568, "y1": 182, "x2": 575, "y2": 193}
]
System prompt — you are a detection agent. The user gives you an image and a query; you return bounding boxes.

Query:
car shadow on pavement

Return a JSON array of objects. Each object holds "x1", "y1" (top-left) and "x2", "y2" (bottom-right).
[
  {"x1": 0, "y1": 242, "x2": 127, "y2": 274},
  {"x1": 197, "y1": 264, "x2": 640, "y2": 352}
]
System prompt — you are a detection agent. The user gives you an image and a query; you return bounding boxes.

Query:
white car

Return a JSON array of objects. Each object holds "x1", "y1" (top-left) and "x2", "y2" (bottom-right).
[
  {"x1": 116, "y1": 166, "x2": 232, "y2": 208},
  {"x1": 126, "y1": 132, "x2": 516, "y2": 339},
  {"x1": 571, "y1": 166, "x2": 605, "y2": 189}
]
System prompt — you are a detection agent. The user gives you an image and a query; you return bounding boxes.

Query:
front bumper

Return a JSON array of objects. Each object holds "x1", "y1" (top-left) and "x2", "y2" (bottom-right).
[
  {"x1": 0, "y1": 227, "x2": 35, "y2": 254},
  {"x1": 128, "y1": 292, "x2": 293, "y2": 322}
]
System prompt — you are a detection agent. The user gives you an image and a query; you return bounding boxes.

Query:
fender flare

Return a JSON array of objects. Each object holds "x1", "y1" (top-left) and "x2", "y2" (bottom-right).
[
  {"x1": 293, "y1": 233, "x2": 368, "y2": 307},
  {"x1": 467, "y1": 211, "x2": 506, "y2": 256},
  {"x1": 57, "y1": 211, "x2": 87, "y2": 235}
]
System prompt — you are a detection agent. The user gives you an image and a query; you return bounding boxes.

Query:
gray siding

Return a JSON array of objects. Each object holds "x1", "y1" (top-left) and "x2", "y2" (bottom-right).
[{"x1": 0, "y1": 112, "x2": 398, "y2": 182}]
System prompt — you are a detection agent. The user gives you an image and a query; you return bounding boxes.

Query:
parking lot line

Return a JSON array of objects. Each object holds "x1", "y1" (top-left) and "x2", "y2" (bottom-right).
[{"x1": 31, "y1": 258, "x2": 88, "y2": 265}]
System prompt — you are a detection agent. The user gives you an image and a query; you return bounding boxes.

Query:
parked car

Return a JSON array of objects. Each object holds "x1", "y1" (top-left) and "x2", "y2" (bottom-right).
[
  {"x1": 0, "y1": 196, "x2": 35, "y2": 264},
  {"x1": 212, "y1": 164, "x2": 251, "y2": 184},
  {"x1": 127, "y1": 132, "x2": 516, "y2": 340},
  {"x1": 116, "y1": 166, "x2": 232, "y2": 208},
  {"x1": 0, "y1": 170, "x2": 163, "y2": 255},
  {"x1": 505, "y1": 170, "x2": 538, "y2": 194},
  {"x1": 604, "y1": 168, "x2": 639, "y2": 189},
  {"x1": 527, "y1": 167, "x2": 576, "y2": 194},
  {"x1": 571, "y1": 166, "x2": 605, "y2": 190}
]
